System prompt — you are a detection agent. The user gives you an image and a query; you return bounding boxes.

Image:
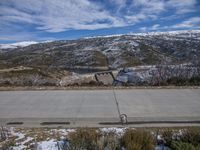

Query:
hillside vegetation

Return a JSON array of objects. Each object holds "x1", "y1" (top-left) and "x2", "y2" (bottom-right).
[{"x1": 0, "y1": 30, "x2": 199, "y2": 86}]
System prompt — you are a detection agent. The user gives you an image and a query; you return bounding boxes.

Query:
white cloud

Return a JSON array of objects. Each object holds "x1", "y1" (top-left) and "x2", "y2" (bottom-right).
[
  {"x1": 139, "y1": 27, "x2": 147, "y2": 32},
  {"x1": 0, "y1": 0, "x2": 125, "y2": 32},
  {"x1": 166, "y1": 0, "x2": 197, "y2": 14},
  {"x1": 139, "y1": 24, "x2": 160, "y2": 32},
  {"x1": 172, "y1": 17, "x2": 200, "y2": 28},
  {"x1": 0, "y1": 31, "x2": 56, "y2": 42},
  {"x1": 0, "y1": 0, "x2": 198, "y2": 35},
  {"x1": 132, "y1": 0, "x2": 165, "y2": 14},
  {"x1": 125, "y1": 13, "x2": 147, "y2": 24},
  {"x1": 151, "y1": 24, "x2": 160, "y2": 30},
  {"x1": 0, "y1": 32, "x2": 37, "y2": 41},
  {"x1": 109, "y1": 0, "x2": 126, "y2": 7},
  {"x1": 140, "y1": 17, "x2": 200, "y2": 32},
  {"x1": 131, "y1": 0, "x2": 198, "y2": 16}
]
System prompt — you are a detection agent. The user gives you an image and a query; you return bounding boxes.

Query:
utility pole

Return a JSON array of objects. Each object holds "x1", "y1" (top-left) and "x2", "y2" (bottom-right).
[{"x1": 112, "y1": 88, "x2": 127, "y2": 125}]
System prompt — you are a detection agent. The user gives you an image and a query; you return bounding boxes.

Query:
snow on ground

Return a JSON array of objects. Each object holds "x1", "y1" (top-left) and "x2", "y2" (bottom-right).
[
  {"x1": 0, "y1": 41, "x2": 38, "y2": 49},
  {"x1": 50, "y1": 128, "x2": 76, "y2": 136},
  {"x1": 21, "y1": 137, "x2": 33, "y2": 145},
  {"x1": 129, "y1": 41, "x2": 139, "y2": 47},
  {"x1": 1, "y1": 127, "x2": 179, "y2": 150},
  {"x1": 83, "y1": 30, "x2": 200, "y2": 39},
  {"x1": 8, "y1": 127, "x2": 34, "y2": 150},
  {"x1": 37, "y1": 139, "x2": 58, "y2": 150},
  {"x1": 10, "y1": 127, "x2": 25, "y2": 140},
  {"x1": 36, "y1": 128, "x2": 127, "y2": 150},
  {"x1": 12, "y1": 136, "x2": 34, "y2": 150},
  {"x1": 100, "y1": 127, "x2": 127, "y2": 136},
  {"x1": 133, "y1": 30, "x2": 200, "y2": 37},
  {"x1": 0, "y1": 40, "x2": 56, "y2": 49},
  {"x1": 11, "y1": 137, "x2": 34, "y2": 149}
]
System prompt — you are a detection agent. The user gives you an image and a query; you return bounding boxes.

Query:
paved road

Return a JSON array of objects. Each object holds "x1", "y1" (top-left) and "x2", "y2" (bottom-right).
[{"x1": 0, "y1": 89, "x2": 200, "y2": 127}]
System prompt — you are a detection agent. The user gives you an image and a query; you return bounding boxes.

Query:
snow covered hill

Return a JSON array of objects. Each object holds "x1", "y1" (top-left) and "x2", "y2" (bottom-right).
[
  {"x1": 0, "y1": 30, "x2": 199, "y2": 70},
  {"x1": 0, "y1": 41, "x2": 38, "y2": 49}
]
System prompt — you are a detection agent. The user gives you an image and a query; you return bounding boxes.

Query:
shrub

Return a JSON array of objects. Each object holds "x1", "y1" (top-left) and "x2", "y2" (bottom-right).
[
  {"x1": 100, "y1": 130, "x2": 121, "y2": 150},
  {"x1": 0, "y1": 140, "x2": 16, "y2": 150},
  {"x1": 166, "y1": 77, "x2": 187, "y2": 86},
  {"x1": 161, "y1": 129, "x2": 174, "y2": 146},
  {"x1": 180, "y1": 128, "x2": 200, "y2": 147},
  {"x1": 170, "y1": 141, "x2": 195, "y2": 150},
  {"x1": 161, "y1": 128, "x2": 200, "y2": 149},
  {"x1": 68, "y1": 128, "x2": 99, "y2": 150},
  {"x1": 189, "y1": 76, "x2": 200, "y2": 85},
  {"x1": 121, "y1": 129, "x2": 155, "y2": 150}
]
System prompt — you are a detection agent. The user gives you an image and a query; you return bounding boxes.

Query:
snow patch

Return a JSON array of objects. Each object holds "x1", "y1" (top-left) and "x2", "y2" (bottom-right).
[
  {"x1": 10, "y1": 127, "x2": 25, "y2": 140},
  {"x1": 0, "y1": 41, "x2": 38, "y2": 49},
  {"x1": 100, "y1": 128, "x2": 127, "y2": 136},
  {"x1": 37, "y1": 139, "x2": 58, "y2": 150},
  {"x1": 83, "y1": 30, "x2": 200, "y2": 39}
]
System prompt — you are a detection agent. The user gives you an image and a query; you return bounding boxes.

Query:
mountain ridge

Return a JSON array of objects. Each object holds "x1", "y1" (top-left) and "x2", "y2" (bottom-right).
[
  {"x1": 0, "y1": 29, "x2": 199, "y2": 70},
  {"x1": 1, "y1": 30, "x2": 200, "y2": 50}
]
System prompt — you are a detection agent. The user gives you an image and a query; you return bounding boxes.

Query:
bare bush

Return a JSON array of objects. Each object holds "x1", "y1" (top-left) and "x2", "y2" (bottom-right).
[
  {"x1": 121, "y1": 129, "x2": 155, "y2": 150},
  {"x1": 68, "y1": 128, "x2": 99, "y2": 150}
]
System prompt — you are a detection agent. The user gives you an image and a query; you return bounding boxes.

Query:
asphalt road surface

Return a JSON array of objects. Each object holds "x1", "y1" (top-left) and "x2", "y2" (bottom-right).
[{"x1": 0, "y1": 89, "x2": 200, "y2": 127}]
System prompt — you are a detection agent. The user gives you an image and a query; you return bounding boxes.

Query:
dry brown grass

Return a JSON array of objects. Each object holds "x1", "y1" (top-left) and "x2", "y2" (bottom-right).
[
  {"x1": 68, "y1": 128, "x2": 99, "y2": 150},
  {"x1": 121, "y1": 129, "x2": 155, "y2": 150}
]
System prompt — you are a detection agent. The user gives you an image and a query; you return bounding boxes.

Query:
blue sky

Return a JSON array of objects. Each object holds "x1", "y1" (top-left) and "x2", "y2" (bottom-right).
[{"x1": 0, "y1": 0, "x2": 200, "y2": 43}]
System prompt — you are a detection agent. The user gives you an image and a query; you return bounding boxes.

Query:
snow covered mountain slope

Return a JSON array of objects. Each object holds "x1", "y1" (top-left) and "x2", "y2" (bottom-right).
[
  {"x1": 0, "y1": 41, "x2": 38, "y2": 49},
  {"x1": 0, "y1": 30, "x2": 199, "y2": 70}
]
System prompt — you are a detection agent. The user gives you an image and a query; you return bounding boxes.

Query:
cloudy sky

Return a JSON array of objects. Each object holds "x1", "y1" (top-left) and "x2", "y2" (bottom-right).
[{"x1": 0, "y1": 0, "x2": 200, "y2": 43}]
